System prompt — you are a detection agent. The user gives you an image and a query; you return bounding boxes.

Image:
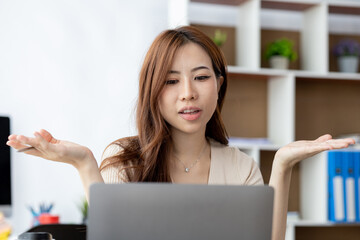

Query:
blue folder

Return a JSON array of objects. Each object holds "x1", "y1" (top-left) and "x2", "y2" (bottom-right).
[
  {"x1": 354, "y1": 151, "x2": 360, "y2": 222},
  {"x1": 343, "y1": 151, "x2": 356, "y2": 222},
  {"x1": 328, "y1": 149, "x2": 360, "y2": 223},
  {"x1": 328, "y1": 150, "x2": 345, "y2": 222}
]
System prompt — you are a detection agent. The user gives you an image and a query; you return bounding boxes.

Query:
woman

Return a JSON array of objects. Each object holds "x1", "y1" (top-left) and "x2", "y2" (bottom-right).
[{"x1": 6, "y1": 26, "x2": 354, "y2": 240}]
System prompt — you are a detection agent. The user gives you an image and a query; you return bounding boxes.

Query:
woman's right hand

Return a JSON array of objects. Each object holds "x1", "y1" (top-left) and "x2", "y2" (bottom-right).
[{"x1": 6, "y1": 129, "x2": 94, "y2": 170}]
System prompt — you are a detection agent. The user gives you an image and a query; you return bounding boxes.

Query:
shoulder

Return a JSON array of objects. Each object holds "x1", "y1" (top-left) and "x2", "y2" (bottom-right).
[
  {"x1": 209, "y1": 139, "x2": 264, "y2": 185},
  {"x1": 101, "y1": 136, "x2": 140, "y2": 161},
  {"x1": 100, "y1": 137, "x2": 139, "y2": 184},
  {"x1": 101, "y1": 143, "x2": 124, "y2": 162}
]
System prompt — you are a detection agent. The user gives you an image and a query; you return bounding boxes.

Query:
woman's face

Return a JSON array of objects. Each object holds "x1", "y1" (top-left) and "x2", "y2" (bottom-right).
[{"x1": 159, "y1": 42, "x2": 221, "y2": 136}]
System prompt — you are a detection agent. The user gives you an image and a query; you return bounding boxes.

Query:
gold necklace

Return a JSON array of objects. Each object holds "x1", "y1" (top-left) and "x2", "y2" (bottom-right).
[{"x1": 173, "y1": 140, "x2": 208, "y2": 173}]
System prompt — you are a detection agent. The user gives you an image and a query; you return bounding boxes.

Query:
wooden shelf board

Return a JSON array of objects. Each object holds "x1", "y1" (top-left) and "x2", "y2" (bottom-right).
[
  {"x1": 227, "y1": 66, "x2": 360, "y2": 81},
  {"x1": 295, "y1": 224, "x2": 360, "y2": 240},
  {"x1": 329, "y1": 1, "x2": 360, "y2": 15},
  {"x1": 190, "y1": 0, "x2": 248, "y2": 6},
  {"x1": 261, "y1": 0, "x2": 319, "y2": 12},
  {"x1": 329, "y1": 6, "x2": 360, "y2": 15}
]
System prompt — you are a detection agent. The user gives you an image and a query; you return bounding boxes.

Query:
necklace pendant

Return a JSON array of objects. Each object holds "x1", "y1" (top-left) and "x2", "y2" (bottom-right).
[{"x1": 185, "y1": 168, "x2": 190, "y2": 173}]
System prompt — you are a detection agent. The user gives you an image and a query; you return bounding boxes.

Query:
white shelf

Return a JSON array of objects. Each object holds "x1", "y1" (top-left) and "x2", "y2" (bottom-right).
[
  {"x1": 288, "y1": 219, "x2": 360, "y2": 227},
  {"x1": 228, "y1": 65, "x2": 290, "y2": 77},
  {"x1": 186, "y1": 2, "x2": 360, "y2": 239},
  {"x1": 296, "y1": 71, "x2": 360, "y2": 80},
  {"x1": 229, "y1": 142, "x2": 281, "y2": 151},
  {"x1": 228, "y1": 66, "x2": 360, "y2": 80},
  {"x1": 190, "y1": 0, "x2": 250, "y2": 6}
]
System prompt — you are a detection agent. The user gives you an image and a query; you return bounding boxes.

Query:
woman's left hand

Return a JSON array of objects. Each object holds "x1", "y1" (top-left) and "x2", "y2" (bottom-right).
[{"x1": 274, "y1": 134, "x2": 355, "y2": 170}]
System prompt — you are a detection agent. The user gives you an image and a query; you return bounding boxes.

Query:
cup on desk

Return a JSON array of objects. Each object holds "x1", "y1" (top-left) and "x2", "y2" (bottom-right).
[{"x1": 17, "y1": 232, "x2": 53, "y2": 240}]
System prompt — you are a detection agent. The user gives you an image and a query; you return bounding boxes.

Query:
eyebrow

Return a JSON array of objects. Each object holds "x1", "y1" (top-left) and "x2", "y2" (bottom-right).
[{"x1": 168, "y1": 66, "x2": 210, "y2": 74}]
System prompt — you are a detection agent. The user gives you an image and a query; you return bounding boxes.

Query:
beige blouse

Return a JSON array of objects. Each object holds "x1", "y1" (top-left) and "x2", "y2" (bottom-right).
[{"x1": 100, "y1": 139, "x2": 264, "y2": 186}]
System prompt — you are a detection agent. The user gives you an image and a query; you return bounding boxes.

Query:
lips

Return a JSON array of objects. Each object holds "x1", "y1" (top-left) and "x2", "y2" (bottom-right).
[{"x1": 178, "y1": 107, "x2": 202, "y2": 121}]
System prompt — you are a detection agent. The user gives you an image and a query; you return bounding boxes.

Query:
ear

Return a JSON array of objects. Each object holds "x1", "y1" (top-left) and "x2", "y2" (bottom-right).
[{"x1": 217, "y1": 76, "x2": 224, "y2": 92}]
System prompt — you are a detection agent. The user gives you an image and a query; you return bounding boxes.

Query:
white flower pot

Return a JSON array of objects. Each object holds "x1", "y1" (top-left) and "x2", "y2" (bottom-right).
[
  {"x1": 269, "y1": 56, "x2": 289, "y2": 70},
  {"x1": 338, "y1": 56, "x2": 359, "y2": 73}
]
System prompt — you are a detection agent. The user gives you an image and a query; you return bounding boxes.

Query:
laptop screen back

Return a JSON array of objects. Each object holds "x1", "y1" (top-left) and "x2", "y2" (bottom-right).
[{"x1": 88, "y1": 183, "x2": 273, "y2": 240}]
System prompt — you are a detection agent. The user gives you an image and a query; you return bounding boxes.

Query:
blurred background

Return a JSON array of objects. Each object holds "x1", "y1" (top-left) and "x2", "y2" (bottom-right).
[
  {"x1": 1, "y1": 0, "x2": 360, "y2": 238},
  {"x1": 0, "y1": 0, "x2": 176, "y2": 234}
]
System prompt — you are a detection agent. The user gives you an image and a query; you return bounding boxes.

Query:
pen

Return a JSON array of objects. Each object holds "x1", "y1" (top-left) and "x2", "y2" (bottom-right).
[
  {"x1": 28, "y1": 206, "x2": 38, "y2": 217},
  {"x1": 17, "y1": 146, "x2": 35, "y2": 152}
]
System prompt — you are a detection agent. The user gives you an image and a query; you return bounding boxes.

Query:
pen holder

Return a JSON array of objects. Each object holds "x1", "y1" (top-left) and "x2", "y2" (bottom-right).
[
  {"x1": 28, "y1": 203, "x2": 56, "y2": 227},
  {"x1": 38, "y1": 214, "x2": 59, "y2": 225}
]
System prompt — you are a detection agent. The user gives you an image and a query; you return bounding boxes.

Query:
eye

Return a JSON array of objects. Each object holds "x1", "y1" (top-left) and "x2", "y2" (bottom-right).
[
  {"x1": 165, "y1": 79, "x2": 178, "y2": 85},
  {"x1": 195, "y1": 76, "x2": 210, "y2": 81}
]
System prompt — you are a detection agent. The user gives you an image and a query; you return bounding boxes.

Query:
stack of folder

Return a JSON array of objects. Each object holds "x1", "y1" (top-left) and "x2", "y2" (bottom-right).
[{"x1": 328, "y1": 150, "x2": 360, "y2": 222}]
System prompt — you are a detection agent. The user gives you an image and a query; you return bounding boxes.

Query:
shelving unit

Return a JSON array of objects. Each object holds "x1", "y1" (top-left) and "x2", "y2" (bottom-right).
[{"x1": 184, "y1": 0, "x2": 360, "y2": 239}]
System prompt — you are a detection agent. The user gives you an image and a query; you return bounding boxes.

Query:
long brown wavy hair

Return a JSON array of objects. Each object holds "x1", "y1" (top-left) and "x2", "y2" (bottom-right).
[{"x1": 99, "y1": 26, "x2": 228, "y2": 182}]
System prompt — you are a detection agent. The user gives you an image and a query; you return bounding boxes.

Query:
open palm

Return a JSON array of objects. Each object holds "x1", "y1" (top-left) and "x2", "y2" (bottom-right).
[
  {"x1": 274, "y1": 134, "x2": 355, "y2": 169},
  {"x1": 6, "y1": 129, "x2": 92, "y2": 169}
]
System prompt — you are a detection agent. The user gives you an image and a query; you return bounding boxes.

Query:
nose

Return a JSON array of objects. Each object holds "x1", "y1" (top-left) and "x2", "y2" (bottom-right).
[{"x1": 179, "y1": 79, "x2": 198, "y2": 101}]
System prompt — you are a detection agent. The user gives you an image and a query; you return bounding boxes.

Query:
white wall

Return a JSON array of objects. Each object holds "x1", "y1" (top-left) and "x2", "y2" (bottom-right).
[{"x1": 0, "y1": 0, "x2": 169, "y2": 234}]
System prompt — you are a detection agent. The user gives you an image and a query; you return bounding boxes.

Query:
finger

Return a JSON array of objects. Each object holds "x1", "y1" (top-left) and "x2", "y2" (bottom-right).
[
  {"x1": 306, "y1": 144, "x2": 333, "y2": 154},
  {"x1": 39, "y1": 129, "x2": 58, "y2": 144},
  {"x1": 314, "y1": 134, "x2": 332, "y2": 143},
  {"x1": 341, "y1": 138, "x2": 356, "y2": 145},
  {"x1": 34, "y1": 131, "x2": 52, "y2": 151},
  {"x1": 323, "y1": 139, "x2": 354, "y2": 150},
  {"x1": 7, "y1": 140, "x2": 43, "y2": 157},
  {"x1": 16, "y1": 135, "x2": 38, "y2": 148},
  {"x1": 325, "y1": 138, "x2": 355, "y2": 145},
  {"x1": 327, "y1": 142, "x2": 351, "y2": 150},
  {"x1": 8, "y1": 134, "x2": 18, "y2": 141},
  {"x1": 6, "y1": 140, "x2": 31, "y2": 150},
  {"x1": 9, "y1": 134, "x2": 44, "y2": 153}
]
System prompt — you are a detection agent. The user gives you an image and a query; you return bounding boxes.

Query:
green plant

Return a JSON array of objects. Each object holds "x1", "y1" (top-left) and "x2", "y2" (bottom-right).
[
  {"x1": 212, "y1": 29, "x2": 227, "y2": 47},
  {"x1": 77, "y1": 197, "x2": 88, "y2": 223},
  {"x1": 265, "y1": 38, "x2": 298, "y2": 62}
]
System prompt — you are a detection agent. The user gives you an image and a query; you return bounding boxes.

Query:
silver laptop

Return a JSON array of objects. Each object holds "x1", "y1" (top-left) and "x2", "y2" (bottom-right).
[{"x1": 88, "y1": 183, "x2": 273, "y2": 240}]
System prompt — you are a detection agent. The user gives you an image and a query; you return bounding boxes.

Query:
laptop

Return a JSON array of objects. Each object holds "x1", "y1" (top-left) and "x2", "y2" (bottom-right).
[{"x1": 88, "y1": 183, "x2": 273, "y2": 240}]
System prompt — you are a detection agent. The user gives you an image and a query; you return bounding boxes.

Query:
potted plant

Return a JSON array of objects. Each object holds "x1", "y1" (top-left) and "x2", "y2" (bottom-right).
[
  {"x1": 333, "y1": 39, "x2": 360, "y2": 73},
  {"x1": 212, "y1": 29, "x2": 227, "y2": 47},
  {"x1": 265, "y1": 38, "x2": 297, "y2": 70},
  {"x1": 77, "y1": 197, "x2": 88, "y2": 224}
]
